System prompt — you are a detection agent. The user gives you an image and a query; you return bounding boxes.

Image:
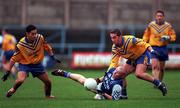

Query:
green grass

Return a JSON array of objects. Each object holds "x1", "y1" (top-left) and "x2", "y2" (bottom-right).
[{"x1": 0, "y1": 70, "x2": 180, "y2": 108}]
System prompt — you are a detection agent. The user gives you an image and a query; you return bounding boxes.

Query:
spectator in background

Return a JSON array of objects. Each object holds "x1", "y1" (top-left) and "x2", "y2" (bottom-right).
[
  {"x1": 143, "y1": 10, "x2": 176, "y2": 82},
  {"x1": 1, "y1": 29, "x2": 17, "y2": 79}
]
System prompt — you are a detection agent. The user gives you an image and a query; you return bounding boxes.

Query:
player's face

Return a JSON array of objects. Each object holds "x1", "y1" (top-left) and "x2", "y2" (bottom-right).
[
  {"x1": 110, "y1": 33, "x2": 120, "y2": 45},
  {"x1": 113, "y1": 67, "x2": 124, "y2": 79},
  {"x1": 155, "y1": 12, "x2": 164, "y2": 24},
  {"x1": 26, "y1": 29, "x2": 37, "y2": 42}
]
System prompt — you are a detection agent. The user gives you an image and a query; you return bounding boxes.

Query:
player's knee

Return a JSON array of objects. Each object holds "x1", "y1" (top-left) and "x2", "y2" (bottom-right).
[
  {"x1": 16, "y1": 78, "x2": 25, "y2": 84},
  {"x1": 135, "y1": 72, "x2": 143, "y2": 79},
  {"x1": 152, "y1": 65, "x2": 159, "y2": 70},
  {"x1": 78, "y1": 77, "x2": 86, "y2": 84}
]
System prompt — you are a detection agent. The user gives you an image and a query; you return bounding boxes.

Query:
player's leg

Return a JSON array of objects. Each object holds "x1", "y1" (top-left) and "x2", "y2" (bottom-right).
[
  {"x1": 151, "y1": 46, "x2": 161, "y2": 80},
  {"x1": 159, "y1": 61, "x2": 166, "y2": 81},
  {"x1": 113, "y1": 64, "x2": 135, "y2": 79},
  {"x1": 151, "y1": 58, "x2": 160, "y2": 80},
  {"x1": 37, "y1": 72, "x2": 54, "y2": 98},
  {"x1": 6, "y1": 71, "x2": 27, "y2": 97},
  {"x1": 135, "y1": 50, "x2": 167, "y2": 96},
  {"x1": 152, "y1": 46, "x2": 168, "y2": 81},
  {"x1": 135, "y1": 64, "x2": 154, "y2": 81},
  {"x1": 51, "y1": 69, "x2": 87, "y2": 85},
  {"x1": 135, "y1": 64, "x2": 167, "y2": 96},
  {"x1": 11, "y1": 65, "x2": 17, "y2": 79},
  {"x1": 121, "y1": 79, "x2": 128, "y2": 99},
  {"x1": 113, "y1": 65, "x2": 135, "y2": 99}
]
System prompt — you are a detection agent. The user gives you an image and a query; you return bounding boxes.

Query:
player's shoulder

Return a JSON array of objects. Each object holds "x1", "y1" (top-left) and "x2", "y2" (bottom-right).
[
  {"x1": 37, "y1": 34, "x2": 44, "y2": 38},
  {"x1": 148, "y1": 21, "x2": 156, "y2": 26},
  {"x1": 19, "y1": 37, "x2": 25, "y2": 43},
  {"x1": 123, "y1": 35, "x2": 135, "y2": 39},
  {"x1": 164, "y1": 21, "x2": 172, "y2": 27}
]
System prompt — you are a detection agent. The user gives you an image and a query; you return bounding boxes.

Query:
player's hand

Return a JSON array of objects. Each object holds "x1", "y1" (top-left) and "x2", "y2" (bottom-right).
[
  {"x1": 95, "y1": 78, "x2": 101, "y2": 84},
  {"x1": 160, "y1": 35, "x2": 170, "y2": 42},
  {"x1": 1, "y1": 71, "x2": 11, "y2": 81},
  {"x1": 50, "y1": 55, "x2": 61, "y2": 63}
]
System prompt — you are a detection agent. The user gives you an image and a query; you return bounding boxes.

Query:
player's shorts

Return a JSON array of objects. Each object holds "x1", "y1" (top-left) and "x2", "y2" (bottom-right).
[
  {"x1": 4, "y1": 50, "x2": 14, "y2": 61},
  {"x1": 126, "y1": 49, "x2": 151, "y2": 66},
  {"x1": 99, "y1": 82, "x2": 122, "y2": 100},
  {"x1": 151, "y1": 46, "x2": 168, "y2": 61},
  {"x1": 18, "y1": 63, "x2": 45, "y2": 77}
]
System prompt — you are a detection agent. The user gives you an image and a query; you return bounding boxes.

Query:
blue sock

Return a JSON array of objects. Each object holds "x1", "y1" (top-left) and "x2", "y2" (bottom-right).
[
  {"x1": 153, "y1": 79, "x2": 161, "y2": 87},
  {"x1": 64, "y1": 71, "x2": 71, "y2": 78}
]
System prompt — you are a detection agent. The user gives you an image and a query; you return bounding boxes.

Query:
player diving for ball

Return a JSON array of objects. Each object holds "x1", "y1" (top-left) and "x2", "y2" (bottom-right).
[{"x1": 51, "y1": 67, "x2": 124, "y2": 100}]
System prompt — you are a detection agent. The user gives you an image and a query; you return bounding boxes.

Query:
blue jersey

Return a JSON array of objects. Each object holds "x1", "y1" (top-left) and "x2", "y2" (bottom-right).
[{"x1": 100, "y1": 68, "x2": 123, "y2": 100}]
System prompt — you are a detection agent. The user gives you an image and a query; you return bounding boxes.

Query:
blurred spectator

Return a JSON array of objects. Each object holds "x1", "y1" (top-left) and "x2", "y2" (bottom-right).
[{"x1": 1, "y1": 29, "x2": 17, "y2": 79}]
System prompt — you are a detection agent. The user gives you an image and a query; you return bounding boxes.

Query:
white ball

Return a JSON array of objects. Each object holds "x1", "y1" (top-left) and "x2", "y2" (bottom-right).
[{"x1": 84, "y1": 78, "x2": 97, "y2": 90}]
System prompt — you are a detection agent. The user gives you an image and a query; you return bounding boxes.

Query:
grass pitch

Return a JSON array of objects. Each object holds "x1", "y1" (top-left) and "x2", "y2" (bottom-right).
[{"x1": 0, "y1": 70, "x2": 180, "y2": 108}]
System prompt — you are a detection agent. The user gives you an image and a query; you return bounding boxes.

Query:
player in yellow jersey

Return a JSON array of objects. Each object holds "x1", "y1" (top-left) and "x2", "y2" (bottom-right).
[
  {"x1": 1, "y1": 29, "x2": 17, "y2": 79},
  {"x1": 143, "y1": 10, "x2": 176, "y2": 81},
  {"x1": 109, "y1": 29, "x2": 167, "y2": 96},
  {"x1": 1, "y1": 25, "x2": 61, "y2": 98}
]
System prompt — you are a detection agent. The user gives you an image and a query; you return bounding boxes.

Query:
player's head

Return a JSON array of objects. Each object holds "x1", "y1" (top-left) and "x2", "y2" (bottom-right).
[
  {"x1": 25, "y1": 25, "x2": 37, "y2": 42},
  {"x1": 113, "y1": 66, "x2": 124, "y2": 79},
  {"x1": 110, "y1": 29, "x2": 122, "y2": 45},
  {"x1": 155, "y1": 10, "x2": 165, "y2": 24}
]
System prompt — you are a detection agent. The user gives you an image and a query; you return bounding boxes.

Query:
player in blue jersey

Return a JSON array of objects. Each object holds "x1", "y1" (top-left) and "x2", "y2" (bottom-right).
[{"x1": 51, "y1": 67, "x2": 124, "y2": 100}]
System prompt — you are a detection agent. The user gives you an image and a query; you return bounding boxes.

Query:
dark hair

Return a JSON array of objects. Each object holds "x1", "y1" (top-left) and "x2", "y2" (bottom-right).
[
  {"x1": 110, "y1": 29, "x2": 122, "y2": 36},
  {"x1": 26, "y1": 25, "x2": 37, "y2": 33},
  {"x1": 155, "y1": 10, "x2": 165, "y2": 16}
]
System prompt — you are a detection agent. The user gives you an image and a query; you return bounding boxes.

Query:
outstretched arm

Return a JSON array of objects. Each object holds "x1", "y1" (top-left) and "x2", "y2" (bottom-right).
[{"x1": 1, "y1": 60, "x2": 15, "y2": 81}]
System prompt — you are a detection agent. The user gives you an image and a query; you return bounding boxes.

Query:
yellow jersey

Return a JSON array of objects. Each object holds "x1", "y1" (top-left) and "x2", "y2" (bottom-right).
[
  {"x1": 11, "y1": 34, "x2": 53, "y2": 64},
  {"x1": 109, "y1": 35, "x2": 150, "y2": 68},
  {"x1": 143, "y1": 21, "x2": 176, "y2": 46},
  {"x1": 2, "y1": 34, "x2": 16, "y2": 51}
]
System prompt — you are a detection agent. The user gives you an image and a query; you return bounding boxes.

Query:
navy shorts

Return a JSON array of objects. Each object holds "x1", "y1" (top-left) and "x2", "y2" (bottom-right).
[
  {"x1": 126, "y1": 49, "x2": 151, "y2": 66},
  {"x1": 18, "y1": 63, "x2": 45, "y2": 77},
  {"x1": 4, "y1": 50, "x2": 14, "y2": 61},
  {"x1": 151, "y1": 46, "x2": 169, "y2": 61}
]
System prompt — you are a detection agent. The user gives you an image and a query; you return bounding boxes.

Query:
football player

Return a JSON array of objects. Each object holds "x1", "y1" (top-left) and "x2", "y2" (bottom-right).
[
  {"x1": 109, "y1": 29, "x2": 167, "y2": 96},
  {"x1": 1, "y1": 25, "x2": 60, "y2": 98},
  {"x1": 51, "y1": 67, "x2": 124, "y2": 100},
  {"x1": 143, "y1": 10, "x2": 176, "y2": 81}
]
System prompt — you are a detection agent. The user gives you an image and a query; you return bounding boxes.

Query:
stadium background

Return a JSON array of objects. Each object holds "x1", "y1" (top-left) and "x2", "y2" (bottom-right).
[
  {"x1": 0, "y1": 0, "x2": 180, "y2": 69},
  {"x1": 0, "y1": 1, "x2": 180, "y2": 108},
  {"x1": 1, "y1": 0, "x2": 180, "y2": 69}
]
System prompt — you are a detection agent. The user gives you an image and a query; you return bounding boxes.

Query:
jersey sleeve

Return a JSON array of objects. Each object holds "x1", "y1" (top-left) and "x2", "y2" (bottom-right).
[
  {"x1": 11, "y1": 46, "x2": 23, "y2": 62},
  {"x1": 41, "y1": 35, "x2": 53, "y2": 54},
  {"x1": 143, "y1": 25, "x2": 150, "y2": 43},
  {"x1": 168, "y1": 26, "x2": 176, "y2": 42},
  {"x1": 107, "y1": 45, "x2": 121, "y2": 71}
]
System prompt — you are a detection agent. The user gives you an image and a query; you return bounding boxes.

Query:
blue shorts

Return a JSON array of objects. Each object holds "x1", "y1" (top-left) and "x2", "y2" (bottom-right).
[
  {"x1": 18, "y1": 63, "x2": 45, "y2": 77},
  {"x1": 4, "y1": 50, "x2": 14, "y2": 61},
  {"x1": 126, "y1": 49, "x2": 151, "y2": 66},
  {"x1": 151, "y1": 46, "x2": 168, "y2": 61}
]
